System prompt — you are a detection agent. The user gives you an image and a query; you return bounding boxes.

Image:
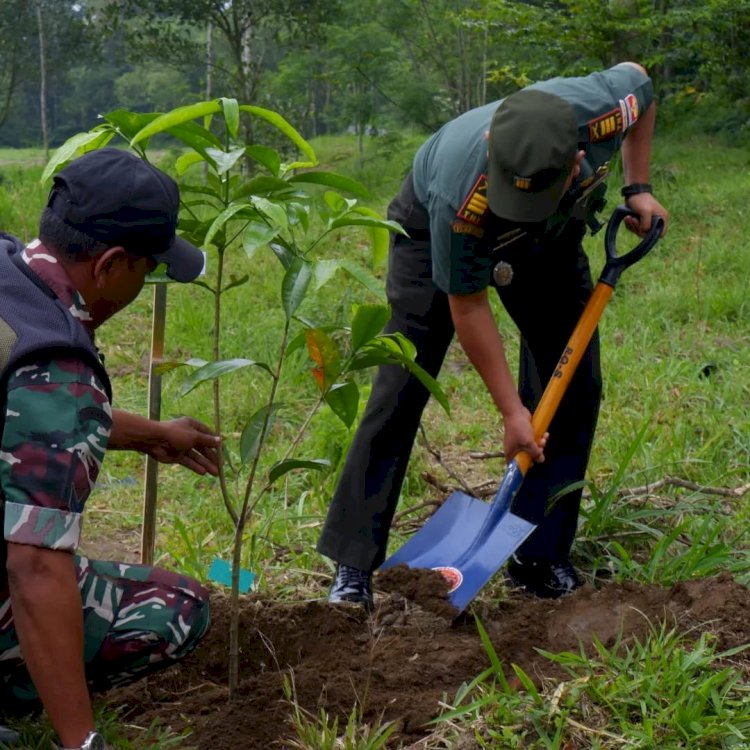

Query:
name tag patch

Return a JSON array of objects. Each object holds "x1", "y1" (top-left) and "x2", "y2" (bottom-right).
[{"x1": 452, "y1": 220, "x2": 485, "y2": 238}]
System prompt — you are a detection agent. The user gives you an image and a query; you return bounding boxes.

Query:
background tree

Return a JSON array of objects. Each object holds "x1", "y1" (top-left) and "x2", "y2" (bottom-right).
[{"x1": 2, "y1": 0, "x2": 750, "y2": 148}]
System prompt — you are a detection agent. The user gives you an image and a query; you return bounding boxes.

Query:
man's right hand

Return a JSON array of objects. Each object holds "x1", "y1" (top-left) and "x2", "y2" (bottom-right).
[{"x1": 502, "y1": 406, "x2": 548, "y2": 463}]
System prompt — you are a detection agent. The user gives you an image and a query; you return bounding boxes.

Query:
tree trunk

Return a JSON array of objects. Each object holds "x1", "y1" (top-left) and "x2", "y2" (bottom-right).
[
  {"x1": 36, "y1": 0, "x2": 49, "y2": 160},
  {"x1": 206, "y1": 20, "x2": 213, "y2": 101}
]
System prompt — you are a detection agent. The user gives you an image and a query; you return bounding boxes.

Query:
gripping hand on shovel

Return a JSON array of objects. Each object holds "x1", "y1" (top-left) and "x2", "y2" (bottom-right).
[{"x1": 503, "y1": 406, "x2": 548, "y2": 464}]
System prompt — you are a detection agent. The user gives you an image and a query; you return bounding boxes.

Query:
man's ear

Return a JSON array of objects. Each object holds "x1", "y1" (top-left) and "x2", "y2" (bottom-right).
[{"x1": 92, "y1": 246, "x2": 127, "y2": 288}]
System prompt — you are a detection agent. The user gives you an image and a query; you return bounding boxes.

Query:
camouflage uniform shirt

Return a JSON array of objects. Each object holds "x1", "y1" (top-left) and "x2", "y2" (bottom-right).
[{"x1": 0, "y1": 239, "x2": 110, "y2": 598}]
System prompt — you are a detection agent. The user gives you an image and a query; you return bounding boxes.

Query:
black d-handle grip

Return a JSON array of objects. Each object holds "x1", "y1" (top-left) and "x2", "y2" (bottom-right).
[{"x1": 601, "y1": 205, "x2": 665, "y2": 287}]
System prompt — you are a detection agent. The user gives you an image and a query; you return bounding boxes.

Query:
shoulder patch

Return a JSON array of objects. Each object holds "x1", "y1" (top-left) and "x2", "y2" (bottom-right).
[
  {"x1": 622, "y1": 93, "x2": 640, "y2": 127},
  {"x1": 588, "y1": 107, "x2": 624, "y2": 143},
  {"x1": 457, "y1": 174, "x2": 489, "y2": 225}
]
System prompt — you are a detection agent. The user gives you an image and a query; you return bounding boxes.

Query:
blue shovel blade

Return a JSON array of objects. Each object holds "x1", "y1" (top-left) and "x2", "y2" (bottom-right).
[
  {"x1": 381, "y1": 491, "x2": 494, "y2": 570},
  {"x1": 445, "y1": 512, "x2": 535, "y2": 612},
  {"x1": 381, "y1": 459, "x2": 537, "y2": 613}
]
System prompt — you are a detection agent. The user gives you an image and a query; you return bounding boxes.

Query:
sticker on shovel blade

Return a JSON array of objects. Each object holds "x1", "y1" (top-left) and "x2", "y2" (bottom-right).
[{"x1": 433, "y1": 566, "x2": 463, "y2": 593}]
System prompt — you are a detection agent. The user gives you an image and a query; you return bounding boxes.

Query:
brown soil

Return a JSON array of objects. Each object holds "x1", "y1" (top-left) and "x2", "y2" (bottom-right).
[{"x1": 105, "y1": 571, "x2": 750, "y2": 748}]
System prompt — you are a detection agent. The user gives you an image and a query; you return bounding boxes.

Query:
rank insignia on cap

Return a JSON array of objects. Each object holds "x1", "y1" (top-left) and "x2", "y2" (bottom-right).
[
  {"x1": 514, "y1": 176, "x2": 532, "y2": 191},
  {"x1": 457, "y1": 174, "x2": 489, "y2": 225},
  {"x1": 588, "y1": 107, "x2": 624, "y2": 143}
]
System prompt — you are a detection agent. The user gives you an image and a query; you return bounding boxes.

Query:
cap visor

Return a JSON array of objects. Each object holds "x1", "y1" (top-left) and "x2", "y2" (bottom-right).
[
  {"x1": 487, "y1": 165, "x2": 569, "y2": 223},
  {"x1": 155, "y1": 236, "x2": 205, "y2": 282}
]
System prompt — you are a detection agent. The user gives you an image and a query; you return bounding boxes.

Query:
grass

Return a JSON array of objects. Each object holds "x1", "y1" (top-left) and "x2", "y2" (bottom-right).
[
  {"x1": 0, "y1": 129, "x2": 748, "y2": 747},
  {"x1": 440, "y1": 617, "x2": 750, "y2": 749}
]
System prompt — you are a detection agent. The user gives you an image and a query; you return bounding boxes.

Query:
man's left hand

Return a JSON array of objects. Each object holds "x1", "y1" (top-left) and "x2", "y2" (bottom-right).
[{"x1": 624, "y1": 192, "x2": 669, "y2": 236}]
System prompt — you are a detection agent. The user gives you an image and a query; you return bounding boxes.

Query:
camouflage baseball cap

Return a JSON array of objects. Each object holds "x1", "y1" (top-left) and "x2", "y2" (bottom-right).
[
  {"x1": 47, "y1": 148, "x2": 204, "y2": 282},
  {"x1": 487, "y1": 89, "x2": 579, "y2": 223}
]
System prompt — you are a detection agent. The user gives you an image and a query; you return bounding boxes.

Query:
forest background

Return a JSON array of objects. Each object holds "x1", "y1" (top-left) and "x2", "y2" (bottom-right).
[{"x1": 2, "y1": 0, "x2": 749, "y2": 154}]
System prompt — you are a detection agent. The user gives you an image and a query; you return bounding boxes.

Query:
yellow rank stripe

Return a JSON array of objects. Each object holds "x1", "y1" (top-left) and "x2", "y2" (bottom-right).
[
  {"x1": 457, "y1": 173, "x2": 489, "y2": 225},
  {"x1": 588, "y1": 107, "x2": 624, "y2": 143}
]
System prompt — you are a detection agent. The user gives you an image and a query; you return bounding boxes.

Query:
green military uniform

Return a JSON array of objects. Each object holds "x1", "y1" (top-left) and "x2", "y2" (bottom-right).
[
  {"x1": 318, "y1": 64, "x2": 653, "y2": 571},
  {"x1": 0, "y1": 241, "x2": 209, "y2": 711}
]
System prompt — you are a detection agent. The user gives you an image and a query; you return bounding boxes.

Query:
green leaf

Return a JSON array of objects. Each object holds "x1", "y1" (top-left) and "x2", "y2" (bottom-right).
[
  {"x1": 312, "y1": 259, "x2": 341, "y2": 290},
  {"x1": 370, "y1": 227, "x2": 389, "y2": 267},
  {"x1": 282, "y1": 258, "x2": 312, "y2": 319},
  {"x1": 41, "y1": 130, "x2": 115, "y2": 182},
  {"x1": 288, "y1": 171, "x2": 369, "y2": 198},
  {"x1": 250, "y1": 196, "x2": 289, "y2": 231},
  {"x1": 131, "y1": 100, "x2": 223, "y2": 145},
  {"x1": 239, "y1": 404, "x2": 279, "y2": 465},
  {"x1": 101, "y1": 109, "x2": 160, "y2": 140},
  {"x1": 221, "y1": 97, "x2": 240, "y2": 139},
  {"x1": 325, "y1": 382, "x2": 360, "y2": 427},
  {"x1": 246, "y1": 145, "x2": 282, "y2": 176},
  {"x1": 387, "y1": 331, "x2": 417, "y2": 360},
  {"x1": 239, "y1": 105, "x2": 317, "y2": 167},
  {"x1": 330, "y1": 215, "x2": 407, "y2": 235},
  {"x1": 233, "y1": 175, "x2": 295, "y2": 200},
  {"x1": 205, "y1": 147, "x2": 246, "y2": 175},
  {"x1": 153, "y1": 359, "x2": 191, "y2": 376},
  {"x1": 242, "y1": 222, "x2": 278, "y2": 261},
  {"x1": 223, "y1": 274, "x2": 249, "y2": 293},
  {"x1": 348, "y1": 336, "x2": 449, "y2": 414},
  {"x1": 178, "y1": 358, "x2": 271, "y2": 397},
  {"x1": 351, "y1": 304, "x2": 391, "y2": 351},
  {"x1": 144, "y1": 263, "x2": 171, "y2": 284},
  {"x1": 204, "y1": 202, "x2": 255, "y2": 248},
  {"x1": 348, "y1": 207, "x2": 398, "y2": 265},
  {"x1": 166, "y1": 122, "x2": 223, "y2": 157},
  {"x1": 270, "y1": 242, "x2": 294, "y2": 271},
  {"x1": 175, "y1": 152, "x2": 205, "y2": 176},
  {"x1": 340, "y1": 259, "x2": 387, "y2": 301},
  {"x1": 287, "y1": 201, "x2": 310, "y2": 232},
  {"x1": 268, "y1": 458, "x2": 330, "y2": 484},
  {"x1": 324, "y1": 191, "x2": 357, "y2": 216}
]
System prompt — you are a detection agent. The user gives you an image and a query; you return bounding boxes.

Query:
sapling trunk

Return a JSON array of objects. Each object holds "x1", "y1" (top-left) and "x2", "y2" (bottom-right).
[{"x1": 228, "y1": 319, "x2": 289, "y2": 698}]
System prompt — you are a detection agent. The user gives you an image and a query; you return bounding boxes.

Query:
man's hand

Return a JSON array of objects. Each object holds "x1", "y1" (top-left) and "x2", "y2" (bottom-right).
[
  {"x1": 145, "y1": 417, "x2": 220, "y2": 476},
  {"x1": 503, "y1": 407, "x2": 548, "y2": 464},
  {"x1": 109, "y1": 410, "x2": 220, "y2": 476},
  {"x1": 624, "y1": 192, "x2": 669, "y2": 237}
]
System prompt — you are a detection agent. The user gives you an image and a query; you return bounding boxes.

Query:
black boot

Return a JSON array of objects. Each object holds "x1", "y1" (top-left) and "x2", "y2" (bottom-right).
[
  {"x1": 506, "y1": 555, "x2": 582, "y2": 599},
  {"x1": 328, "y1": 563, "x2": 374, "y2": 610}
]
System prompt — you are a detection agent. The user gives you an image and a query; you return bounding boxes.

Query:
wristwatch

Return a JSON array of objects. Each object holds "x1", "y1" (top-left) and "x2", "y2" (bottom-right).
[
  {"x1": 621, "y1": 182, "x2": 652, "y2": 198},
  {"x1": 60, "y1": 731, "x2": 107, "y2": 750}
]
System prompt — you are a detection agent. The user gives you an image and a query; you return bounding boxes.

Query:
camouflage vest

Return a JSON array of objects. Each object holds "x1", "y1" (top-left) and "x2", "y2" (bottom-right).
[{"x1": 0, "y1": 234, "x2": 111, "y2": 401}]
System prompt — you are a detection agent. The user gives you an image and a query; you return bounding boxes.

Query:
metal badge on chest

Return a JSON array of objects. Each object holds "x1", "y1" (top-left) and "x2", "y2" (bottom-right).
[{"x1": 493, "y1": 260, "x2": 514, "y2": 287}]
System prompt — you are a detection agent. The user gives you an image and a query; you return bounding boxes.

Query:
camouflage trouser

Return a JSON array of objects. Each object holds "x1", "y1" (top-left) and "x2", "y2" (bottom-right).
[{"x1": 0, "y1": 555, "x2": 210, "y2": 711}]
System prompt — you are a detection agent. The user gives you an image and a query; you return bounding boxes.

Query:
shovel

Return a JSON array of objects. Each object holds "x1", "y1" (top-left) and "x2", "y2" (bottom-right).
[{"x1": 380, "y1": 206, "x2": 665, "y2": 613}]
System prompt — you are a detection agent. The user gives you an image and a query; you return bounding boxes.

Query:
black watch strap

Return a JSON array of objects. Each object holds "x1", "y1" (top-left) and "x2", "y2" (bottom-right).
[{"x1": 621, "y1": 182, "x2": 653, "y2": 198}]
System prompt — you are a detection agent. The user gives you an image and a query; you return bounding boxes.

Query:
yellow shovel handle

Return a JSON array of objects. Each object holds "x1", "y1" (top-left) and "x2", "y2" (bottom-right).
[{"x1": 515, "y1": 282, "x2": 613, "y2": 476}]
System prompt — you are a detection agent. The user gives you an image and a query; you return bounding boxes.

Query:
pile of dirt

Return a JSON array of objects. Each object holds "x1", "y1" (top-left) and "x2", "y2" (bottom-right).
[{"x1": 105, "y1": 572, "x2": 750, "y2": 748}]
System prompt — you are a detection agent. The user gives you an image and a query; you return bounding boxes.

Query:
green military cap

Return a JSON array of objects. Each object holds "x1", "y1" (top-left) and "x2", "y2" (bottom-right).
[{"x1": 487, "y1": 89, "x2": 578, "y2": 223}]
